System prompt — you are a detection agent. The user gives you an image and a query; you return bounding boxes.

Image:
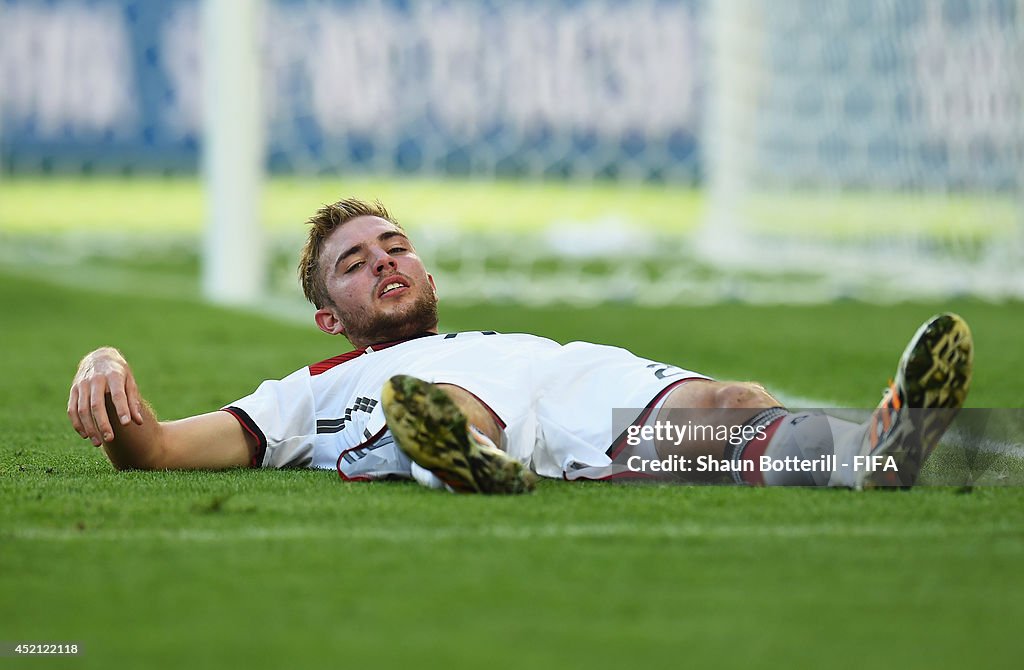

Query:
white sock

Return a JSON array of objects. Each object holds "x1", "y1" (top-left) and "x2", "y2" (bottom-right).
[
  {"x1": 762, "y1": 412, "x2": 864, "y2": 486},
  {"x1": 410, "y1": 462, "x2": 448, "y2": 490},
  {"x1": 730, "y1": 409, "x2": 866, "y2": 487}
]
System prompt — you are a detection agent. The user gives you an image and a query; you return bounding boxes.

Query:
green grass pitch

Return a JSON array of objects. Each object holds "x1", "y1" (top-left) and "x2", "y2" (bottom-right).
[{"x1": 2, "y1": 265, "x2": 1023, "y2": 669}]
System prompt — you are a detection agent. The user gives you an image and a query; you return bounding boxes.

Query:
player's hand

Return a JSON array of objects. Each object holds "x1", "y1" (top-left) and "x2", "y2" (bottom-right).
[{"x1": 68, "y1": 347, "x2": 145, "y2": 446}]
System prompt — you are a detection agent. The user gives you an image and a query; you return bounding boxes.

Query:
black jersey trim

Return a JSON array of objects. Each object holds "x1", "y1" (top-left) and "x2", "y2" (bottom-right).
[
  {"x1": 336, "y1": 426, "x2": 389, "y2": 482},
  {"x1": 605, "y1": 377, "x2": 712, "y2": 461},
  {"x1": 222, "y1": 406, "x2": 268, "y2": 468}
]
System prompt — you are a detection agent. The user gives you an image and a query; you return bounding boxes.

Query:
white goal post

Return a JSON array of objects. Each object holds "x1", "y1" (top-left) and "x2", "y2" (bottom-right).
[{"x1": 201, "y1": 0, "x2": 265, "y2": 305}]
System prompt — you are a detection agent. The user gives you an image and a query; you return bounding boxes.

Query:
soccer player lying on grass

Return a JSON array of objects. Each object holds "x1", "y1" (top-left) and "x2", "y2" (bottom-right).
[{"x1": 67, "y1": 199, "x2": 974, "y2": 493}]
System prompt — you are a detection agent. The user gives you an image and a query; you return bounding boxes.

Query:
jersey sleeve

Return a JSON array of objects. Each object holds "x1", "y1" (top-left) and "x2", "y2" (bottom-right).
[{"x1": 221, "y1": 368, "x2": 317, "y2": 469}]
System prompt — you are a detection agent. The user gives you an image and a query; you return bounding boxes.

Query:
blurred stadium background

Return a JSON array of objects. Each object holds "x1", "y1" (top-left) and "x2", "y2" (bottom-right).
[{"x1": 2, "y1": 0, "x2": 1021, "y2": 311}]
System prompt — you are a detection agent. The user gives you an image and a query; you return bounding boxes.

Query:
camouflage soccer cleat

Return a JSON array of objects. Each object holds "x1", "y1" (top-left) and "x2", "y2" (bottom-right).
[
  {"x1": 858, "y1": 313, "x2": 974, "y2": 489},
  {"x1": 381, "y1": 375, "x2": 536, "y2": 494}
]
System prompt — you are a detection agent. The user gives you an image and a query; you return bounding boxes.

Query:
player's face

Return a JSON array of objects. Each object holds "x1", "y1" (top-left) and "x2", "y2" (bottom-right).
[{"x1": 314, "y1": 216, "x2": 438, "y2": 347}]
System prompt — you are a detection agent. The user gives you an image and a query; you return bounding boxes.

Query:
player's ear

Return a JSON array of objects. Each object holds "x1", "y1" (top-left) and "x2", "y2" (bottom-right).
[
  {"x1": 427, "y1": 274, "x2": 437, "y2": 296},
  {"x1": 314, "y1": 307, "x2": 346, "y2": 336}
]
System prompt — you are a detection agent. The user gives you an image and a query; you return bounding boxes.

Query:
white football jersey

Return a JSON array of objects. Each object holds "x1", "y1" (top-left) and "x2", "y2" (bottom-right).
[{"x1": 222, "y1": 331, "x2": 708, "y2": 480}]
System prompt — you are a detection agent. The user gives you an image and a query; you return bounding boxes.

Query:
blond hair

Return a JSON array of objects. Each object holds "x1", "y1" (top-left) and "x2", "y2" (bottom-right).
[{"x1": 298, "y1": 198, "x2": 401, "y2": 308}]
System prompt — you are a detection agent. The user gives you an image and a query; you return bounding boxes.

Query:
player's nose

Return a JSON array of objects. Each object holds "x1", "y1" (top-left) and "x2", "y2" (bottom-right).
[{"x1": 372, "y1": 251, "x2": 397, "y2": 276}]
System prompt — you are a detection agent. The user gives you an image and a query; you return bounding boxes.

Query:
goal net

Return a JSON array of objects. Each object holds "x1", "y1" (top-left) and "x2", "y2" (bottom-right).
[{"x1": 702, "y1": 0, "x2": 1024, "y2": 301}]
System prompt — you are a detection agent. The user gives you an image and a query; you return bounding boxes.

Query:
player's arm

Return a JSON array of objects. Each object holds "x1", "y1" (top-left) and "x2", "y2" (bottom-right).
[{"x1": 67, "y1": 347, "x2": 254, "y2": 470}]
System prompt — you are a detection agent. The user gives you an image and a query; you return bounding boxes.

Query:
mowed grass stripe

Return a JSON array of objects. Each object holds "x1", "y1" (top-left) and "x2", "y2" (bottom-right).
[
  {"x1": 2, "y1": 176, "x2": 1015, "y2": 236},
  {"x1": 7, "y1": 520, "x2": 1020, "y2": 543},
  {"x1": 0, "y1": 176, "x2": 703, "y2": 233}
]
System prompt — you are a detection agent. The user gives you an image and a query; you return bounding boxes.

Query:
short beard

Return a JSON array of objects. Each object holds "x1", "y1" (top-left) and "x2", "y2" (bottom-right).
[{"x1": 337, "y1": 290, "x2": 439, "y2": 348}]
